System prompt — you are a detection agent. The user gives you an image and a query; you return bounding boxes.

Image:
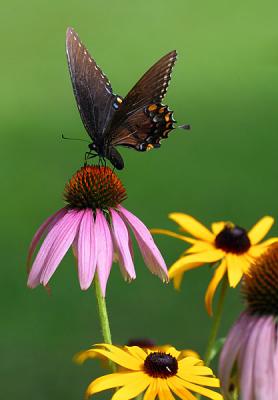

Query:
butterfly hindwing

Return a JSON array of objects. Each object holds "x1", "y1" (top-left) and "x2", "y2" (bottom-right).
[
  {"x1": 106, "y1": 50, "x2": 178, "y2": 150},
  {"x1": 66, "y1": 27, "x2": 120, "y2": 142}
]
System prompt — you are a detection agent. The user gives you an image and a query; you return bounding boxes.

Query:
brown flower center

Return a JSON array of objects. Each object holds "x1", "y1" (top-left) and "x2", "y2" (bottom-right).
[
  {"x1": 64, "y1": 165, "x2": 127, "y2": 210},
  {"x1": 242, "y1": 243, "x2": 278, "y2": 316},
  {"x1": 144, "y1": 352, "x2": 178, "y2": 378},
  {"x1": 215, "y1": 224, "x2": 251, "y2": 254},
  {"x1": 127, "y1": 338, "x2": 156, "y2": 348}
]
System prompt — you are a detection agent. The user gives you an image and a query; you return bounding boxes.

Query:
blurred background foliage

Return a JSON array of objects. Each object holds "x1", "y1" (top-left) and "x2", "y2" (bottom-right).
[{"x1": 1, "y1": 0, "x2": 278, "y2": 398}]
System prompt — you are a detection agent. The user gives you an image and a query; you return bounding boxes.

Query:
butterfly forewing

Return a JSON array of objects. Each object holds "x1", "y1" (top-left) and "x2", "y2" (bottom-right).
[
  {"x1": 66, "y1": 27, "x2": 119, "y2": 142},
  {"x1": 106, "y1": 50, "x2": 178, "y2": 150}
]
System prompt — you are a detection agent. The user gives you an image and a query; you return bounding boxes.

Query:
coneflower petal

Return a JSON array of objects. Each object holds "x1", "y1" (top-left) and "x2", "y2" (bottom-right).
[
  {"x1": 219, "y1": 313, "x2": 256, "y2": 395},
  {"x1": 110, "y1": 209, "x2": 136, "y2": 281},
  {"x1": 118, "y1": 206, "x2": 168, "y2": 282},
  {"x1": 77, "y1": 209, "x2": 97, "y2": 290},
  {"x1": 238, "y1": 317, "x2": 265, "y2": 400},
  {"x1": 27, "y1": 207, "x2": 67, "y2": 269},
  {"x1": 40, "y1": 210, "x2": 84, "y2": 286},
  {"x1": 95, "y1": 210, "x2": 113, "y2": 295},
  {"x1": 27, "y1": 210, "x2": 82, "y2": 287},
  {"x1": 253, "y1": 317, "x2": 276, "y2": 399}
]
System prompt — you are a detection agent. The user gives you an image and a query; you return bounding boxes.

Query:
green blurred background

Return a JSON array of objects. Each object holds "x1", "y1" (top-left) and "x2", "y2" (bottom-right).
[{"x1": 1, "y1": 0, "x2": 278, "y2": 398}]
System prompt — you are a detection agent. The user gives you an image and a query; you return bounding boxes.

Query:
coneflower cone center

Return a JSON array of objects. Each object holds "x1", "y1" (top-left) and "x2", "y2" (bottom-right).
[
  {"x1": 64, "y1": 165, "x2": 127, "y2": 210},
  {"x1": 144, "y1": 352, "x2": 178, "y2": 378},
  {"x1": 242, "y1": 243, "x2": 278, "y2": 316},
  {"x1": 215, "y1": 225, "x2": 250, "y2": 254}
]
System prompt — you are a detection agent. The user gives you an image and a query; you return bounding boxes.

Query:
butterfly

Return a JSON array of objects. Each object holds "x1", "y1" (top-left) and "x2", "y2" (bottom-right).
[{"x1": 66, "y1": 27, "x2": 190, "y2": 170}]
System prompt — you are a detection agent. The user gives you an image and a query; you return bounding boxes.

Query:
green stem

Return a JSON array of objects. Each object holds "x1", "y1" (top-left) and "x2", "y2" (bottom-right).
[
  {"x1": 94, "y1": 274, "x2": 116, "y2": 372},
  {"x1": 204, "y1": 275, "x2": 228, "y2": 366}
]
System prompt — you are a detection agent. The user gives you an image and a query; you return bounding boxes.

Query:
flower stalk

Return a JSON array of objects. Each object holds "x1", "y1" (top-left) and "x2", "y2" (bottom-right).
[
  {"x1": 204, "y1": 274, "x2": 228, "y2": 366},
  {"x1": 94, "y1": 274, "x2": 116, "y2": 372}
]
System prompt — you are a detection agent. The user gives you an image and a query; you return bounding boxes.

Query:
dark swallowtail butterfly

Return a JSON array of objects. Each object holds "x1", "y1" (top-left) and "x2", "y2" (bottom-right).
[{"x1": 66, "y1": 27, "x2": 189, "y2": 170}]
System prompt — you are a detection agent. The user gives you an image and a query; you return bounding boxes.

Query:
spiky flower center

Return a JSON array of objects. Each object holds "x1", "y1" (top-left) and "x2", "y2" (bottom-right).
[
  {"x1": 64, "y1": 166, "x2": 127, "y2": 210},
  {"x1": 215, "y1": 224, "x2": 251, "y2": 254},
  {"x1": 144, "y1": 352, "x2": 178, "y2": 378},
  {"x1": 242, "y1": 243, "x2": 278, "y2": 316}
]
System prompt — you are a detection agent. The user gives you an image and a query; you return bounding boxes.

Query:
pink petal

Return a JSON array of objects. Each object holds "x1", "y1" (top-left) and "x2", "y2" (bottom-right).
[
  {"x1": 27, "y1": 208, "x2": 67, "y2": 270},
  {"x1": 77, "y1": 209, "x2": 97, "y2": 290},
  {"x1": 110, "y1": 209, "x2": 136, "y2": 281},
  {"x1": 95, "y1": 210, "x2": 113, "y2": 296},
  {"x1": 253, "y1": 317, "x2": 276, "y2": 399},
  {"x1": 27, "y1": 209, "x2": 83, "y2": 287},
  {"x1": 118, "y1": 206, "x2": 168, "y2": 282},
  {"x1": 219, "y1": 312, "x2": 256, "y2": 396},
  {"x1": 238, "y1": 316, "x2": 266, "y2": 400}
]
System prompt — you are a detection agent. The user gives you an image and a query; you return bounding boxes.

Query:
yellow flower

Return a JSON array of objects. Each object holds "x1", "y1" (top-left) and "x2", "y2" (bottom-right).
[
  {"x1": 152, "y1": 214, "x2": 278, "y2": 315},
  {"x1": 75, "y1": 341, "x2": 200, "y2": 369},
  {"x1": 78, "y1": 343, "x2": 223, "y2": 400}
]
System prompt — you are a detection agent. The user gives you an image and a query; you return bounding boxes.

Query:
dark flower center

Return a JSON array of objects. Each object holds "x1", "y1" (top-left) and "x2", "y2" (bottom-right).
[
  {"x1": 64, "y1": 165, "x2": 127, "y2": 210},
  {"x1": 127, "y1": 338, "x2": 155, "y2": 348},
  {"x1": 215, "y1": 224, "x2": 251, "y2": 254},
  {"x1": 242, "y1": 243, "x2": 278, "y2": 317},
  {"x1": 144, "y1": 352, "x2": 178, "y2": 378}
]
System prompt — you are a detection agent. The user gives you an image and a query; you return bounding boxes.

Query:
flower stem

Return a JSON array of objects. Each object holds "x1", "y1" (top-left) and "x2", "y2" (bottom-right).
[
  {"x1": 94, "y1": 274, "x2": 116, "y2": 372},
  {"x1": 204, "y1": 275, "x2": 228, "y2": 366}
]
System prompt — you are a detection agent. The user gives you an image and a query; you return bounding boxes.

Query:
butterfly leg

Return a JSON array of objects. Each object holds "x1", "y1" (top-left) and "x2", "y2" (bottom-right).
[{"x1": 84, "y1": 151, "x2": 98, "y2": 166}]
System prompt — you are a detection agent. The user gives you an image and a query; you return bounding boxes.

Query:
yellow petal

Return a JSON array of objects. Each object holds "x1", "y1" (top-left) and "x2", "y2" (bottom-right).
[
  {"x1": 211, "y1": 222, "x2": 226, "y2": 236},
  {"x1": 150, "y1": 229, "x2": 196, "y2": 244},
  {"x1": 74, "y1": 349, "x2": 99, "y2": 364},
  {"x1": 92, "y1": 345, "x2": 142, "y2": 370},
  {"x1": 173, "y1": 272, "x2": 186, "y2": 290},
  {"x1": 166, "y1": 347, "x2": 181, "y2": 360},
  {"x1": 179, "y1": 350, "x2": 200, "y2": 360},
  {"x1": 226, "y1": 254, "x2": 247, "y2": 287},
  {"x1": 186, "y1": 241, "x2": 215, "y2": 254},
  {"x1": 255, "y1": 237, "x2": 278, "y2": 248},
  {"x1": 205, "y1": 259, "x2": 227, "y2": 316},
  {"x1": 169, "y1": 213, "x2": 215, "y2": 242},
  {"x1": 248, "y1": 216, "x2": 274, "y2": 245},
  {"x1": 86, "y1": 372, "x2": 142, "y2": 397},
  {"x1": 178, "y1": 357, "x2": 205, "y2": 367},
  {"x1": 247, "y1": 245, "x2": 266, "y2": 258},
  {"x1": 124, "y1": 346, "x2": 147, "y2": 361},
  {"x1": 180, "y1": 379, "x2": 223, "y2": 400},
  {"x1": 144, "y1": 380, "x2": 158, "y2": 400},
  {"x1": 178, "y1": 373, "x2": 220, "y2": 387},
  {"x1": 168, "y1": 376, "x2": 197, "y2": 400},
  {"x1": 111, "y1": 374, "x2": 151, "y2": 400},
  {"x1": 169, "y1": 250, "x2": 224, "y2": 278},
  {"x1": 157, "y1": 379, "x2": 175, "y2": 400}
]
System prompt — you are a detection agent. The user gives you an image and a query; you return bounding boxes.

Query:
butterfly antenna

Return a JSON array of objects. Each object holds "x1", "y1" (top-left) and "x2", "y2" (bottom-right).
[
  {"x1": 61, "y1": 134, "x2": 90, "y2": 143},
  {"x1": 179, "y1": 124, "x2": 191, "y2": 130}
]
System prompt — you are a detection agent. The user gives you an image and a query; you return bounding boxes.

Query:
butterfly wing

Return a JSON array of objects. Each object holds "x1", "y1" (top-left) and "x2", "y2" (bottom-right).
[
  {"x1": 106, "y1": 50, "x2": 178, "y2": 150},
  {"x1": 66, "y1": 27, "x2": 121, "y2": 142}
]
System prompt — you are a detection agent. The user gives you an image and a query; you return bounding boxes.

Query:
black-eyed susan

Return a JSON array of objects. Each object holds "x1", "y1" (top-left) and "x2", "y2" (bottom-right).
[
  {"x1": 77, "y1": 343, "x2": 223, "y2": 400},
  {"x1": 152, "y1": 213, "x2": 278, "y2": 314},
  {"x1": 75, "y1": 339, "x2": 200, "y2": 369}
]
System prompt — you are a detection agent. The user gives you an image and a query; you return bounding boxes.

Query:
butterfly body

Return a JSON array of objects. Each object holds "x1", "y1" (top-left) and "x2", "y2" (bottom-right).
[{"x1": 66, "y1": 27, "x2": 188, "y2": 169}]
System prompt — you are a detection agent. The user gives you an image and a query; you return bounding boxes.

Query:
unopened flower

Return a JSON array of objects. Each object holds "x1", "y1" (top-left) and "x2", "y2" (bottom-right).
[
  {"x1": 152, "y1": 213, "x2": 277, "y2": 314},
  {"x1": 27, "y1": 166, "x2": 168, "y2": 294},
  {"x1": 77, "y1": 343, "x2": 222, "y2": 399},
  {"x1": 219, "y1": 243, "x2": 278, "y2": 399}
]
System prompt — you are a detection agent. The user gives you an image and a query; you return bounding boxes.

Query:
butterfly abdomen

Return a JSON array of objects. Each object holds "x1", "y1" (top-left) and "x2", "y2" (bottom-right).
[{"x1": 136, "y1": 103, "x2": 176, "y2": 151}]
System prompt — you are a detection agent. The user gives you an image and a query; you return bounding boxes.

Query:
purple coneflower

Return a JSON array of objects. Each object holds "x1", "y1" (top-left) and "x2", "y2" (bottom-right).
[
  {"x1": 27, "y1": 165, "x2": 168, "y2": 294},
  {"x1": 219, "y1": 242, "x2": 278, "y2": 399}
]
